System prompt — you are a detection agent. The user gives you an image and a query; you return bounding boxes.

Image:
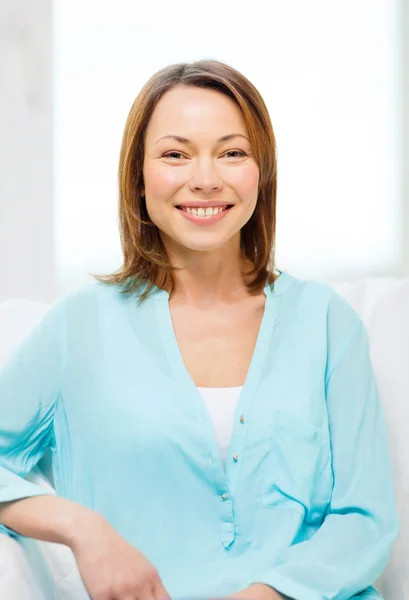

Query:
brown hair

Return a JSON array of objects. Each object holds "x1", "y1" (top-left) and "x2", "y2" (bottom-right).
[{"x1": 92, "y1": 59, "x2": 279, "y2": 304}]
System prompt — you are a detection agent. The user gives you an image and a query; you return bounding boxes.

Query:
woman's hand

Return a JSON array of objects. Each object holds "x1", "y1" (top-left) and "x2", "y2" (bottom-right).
[
  {"x1": 229, "y1": 583, "x2": 286, "y2": 600},
  {"x1": 69, "y1": 513, "x2": 171, "y2": 600}
]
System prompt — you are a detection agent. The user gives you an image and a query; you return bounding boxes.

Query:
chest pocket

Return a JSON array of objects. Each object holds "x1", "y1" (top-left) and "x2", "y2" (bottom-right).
[{"x1": 261, "y1": 411, "x2": 332, "y2": 519}]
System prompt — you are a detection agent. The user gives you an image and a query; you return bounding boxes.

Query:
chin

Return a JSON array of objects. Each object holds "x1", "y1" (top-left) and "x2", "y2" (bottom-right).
[
  {"x1": 180, "y1": 241, "x2": 226, "y2": 253},
  {"x1": 175, "y1": 235, "x2": 230, "y2": 253}
]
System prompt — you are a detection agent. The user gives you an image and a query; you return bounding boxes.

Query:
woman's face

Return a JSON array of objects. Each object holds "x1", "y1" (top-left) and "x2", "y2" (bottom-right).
[{"x1": 142, "y1": 85, "x2": 259, "y2": 256}]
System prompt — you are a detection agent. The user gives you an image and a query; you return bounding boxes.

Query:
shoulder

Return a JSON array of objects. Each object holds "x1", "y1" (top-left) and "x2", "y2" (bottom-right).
[
  {"x1": 43, "y1": 281, "x2": 130, "y2": 333},
  {"x1": 282, "y1": 271, "x2": 361, "y2": 322},
  {"x1": 57, "y1": 280, "x2": 124, "y2": 309},
  {"x1": 280, "y1": 271, "x2": 365, "y2": 365}
]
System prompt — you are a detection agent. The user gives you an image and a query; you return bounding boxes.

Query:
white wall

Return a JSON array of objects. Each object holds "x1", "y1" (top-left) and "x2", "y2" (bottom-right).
[
  {"x1": 0, "y1": 0, "x2": 55, "y2": 303},
  {"x1": 398, "y1": 0, "x2": 409, "y2": 273}
]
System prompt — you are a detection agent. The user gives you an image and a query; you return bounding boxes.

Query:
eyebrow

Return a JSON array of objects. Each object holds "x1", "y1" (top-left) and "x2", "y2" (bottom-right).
[{"x1": 155, "y1": 133, "x2": 250, "y2": 145}]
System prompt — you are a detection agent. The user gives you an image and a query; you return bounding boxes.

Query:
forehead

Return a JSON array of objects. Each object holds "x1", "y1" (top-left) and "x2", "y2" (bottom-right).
[{"x1": 145, "y1": 85, "x2": 249, "y2": 141}]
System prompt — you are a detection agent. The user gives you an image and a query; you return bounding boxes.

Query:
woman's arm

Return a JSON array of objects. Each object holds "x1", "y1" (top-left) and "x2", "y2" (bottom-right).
[
  {"x1": 0, "y1": 494, "x2": 101, "y2": 546},
  {"x1": 246, "y1": 319, "x2": 398, "y2": 600},
  {"x1": 0, "y1": 301, "x2": 64, "y2": 536},
  {"x1": 229, "y1": 582, "x2": 288, "y2": 600}
]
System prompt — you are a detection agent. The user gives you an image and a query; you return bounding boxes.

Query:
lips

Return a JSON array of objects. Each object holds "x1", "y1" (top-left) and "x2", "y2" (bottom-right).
[
  {"x1": 176, "y1": 202, "x2": 232, "y2": 225},
  {"x1": 175, "y1": 204, "x2": 233, "y2": 209},
  {"x1": 174, "y1": 199, "x2": 234, "y2": 208}
]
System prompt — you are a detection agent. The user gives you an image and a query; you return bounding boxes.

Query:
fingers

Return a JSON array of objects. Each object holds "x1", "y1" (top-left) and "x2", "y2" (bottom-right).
[
  {"x1": 143, "y1": 587, "x2": 157, "y2": 600},
  {"x1": 118, "y1": 594, "x2": 153, "y2": 600},
  {"x1": 118, "y1": 584, "x2": 158, "y2": 600},
  {"x1": 153, "y1": 581, "x2": 171, "y2": 600}
]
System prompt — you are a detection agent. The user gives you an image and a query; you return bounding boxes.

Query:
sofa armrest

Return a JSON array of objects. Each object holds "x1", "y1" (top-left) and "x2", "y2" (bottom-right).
[
  {"x1": 0, "y1": 467, "x2": 88, "y2": 599},
  {"x1": 0, "y1": 532, "x2": 52, "y2": 600}
]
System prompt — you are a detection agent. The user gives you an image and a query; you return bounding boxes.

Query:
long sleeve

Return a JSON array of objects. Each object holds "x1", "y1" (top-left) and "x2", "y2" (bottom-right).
[
  {"x1": 0, "y1": 301, "x2": 65, "y2": 538},
  {"x1": 251, "y1": 317, "x2": 399, "y2": 600}
]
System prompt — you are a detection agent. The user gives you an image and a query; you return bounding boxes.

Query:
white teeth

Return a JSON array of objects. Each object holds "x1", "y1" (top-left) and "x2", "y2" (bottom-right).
[{"x1": 182, "y1": 206, "x2": 226, "y2": 217}]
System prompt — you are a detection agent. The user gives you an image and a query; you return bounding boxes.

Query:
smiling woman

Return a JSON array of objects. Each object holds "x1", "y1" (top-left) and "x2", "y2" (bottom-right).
[
  {"x1": 91, "y1": 60, "x2": 278, "y2": 303},
  {"x1": 140, "y1": 84, "x2": 262, "y2": 244},
  {"x1": 0, "y1": 59, "x2": 398, "y2": 600}
]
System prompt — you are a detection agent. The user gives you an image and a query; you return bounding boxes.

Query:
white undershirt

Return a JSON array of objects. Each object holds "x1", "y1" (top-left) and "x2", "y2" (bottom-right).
[
  {"x1": 195, "y1": 270, "x2": 281, "y2": 468},
  {"x1": 197, "y1": 386, "x2": 243, "y2": 469}
]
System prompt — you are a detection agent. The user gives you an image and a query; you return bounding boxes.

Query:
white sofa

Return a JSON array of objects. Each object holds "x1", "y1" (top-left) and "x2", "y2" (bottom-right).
[{"x1": 0, "y1": 276, "x2": 408, "y2": 599}]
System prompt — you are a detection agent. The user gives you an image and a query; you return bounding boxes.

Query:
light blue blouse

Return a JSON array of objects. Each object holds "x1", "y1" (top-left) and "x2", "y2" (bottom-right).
[{"x1": 0, "y1": 271, "x2": 398, "y2": 600}]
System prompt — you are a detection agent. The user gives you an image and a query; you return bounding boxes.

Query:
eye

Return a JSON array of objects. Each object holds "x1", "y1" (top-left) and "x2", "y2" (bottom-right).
[
  {"x1": 223, "y1": 150, "x2": 247, "y2": 158},
  {"x1": 162, "y1": 151, "x2": 186, "y2": 160}
]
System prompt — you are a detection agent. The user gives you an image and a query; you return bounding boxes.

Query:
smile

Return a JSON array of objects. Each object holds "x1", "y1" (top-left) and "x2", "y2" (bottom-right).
[
  {"x1": 178, "y1": 205, "x2": 231, "y2": 216},
  {"x1": 175, "y1": 204, "x2": 233, "y2": 225}
]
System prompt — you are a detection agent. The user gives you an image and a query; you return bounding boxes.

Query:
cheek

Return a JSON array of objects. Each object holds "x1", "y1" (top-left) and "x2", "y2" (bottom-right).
[
  {"x1": 228, "y1": 164, "x2": 259, "y2": 201},
  {"x1": 144, "y1": 164, "x2": 186, "y2": 198}
]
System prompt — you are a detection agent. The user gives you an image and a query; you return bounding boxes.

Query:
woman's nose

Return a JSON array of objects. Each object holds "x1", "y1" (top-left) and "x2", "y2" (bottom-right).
[{"x1": 188, "y1": 158, "x2": 222, "y2": 194}]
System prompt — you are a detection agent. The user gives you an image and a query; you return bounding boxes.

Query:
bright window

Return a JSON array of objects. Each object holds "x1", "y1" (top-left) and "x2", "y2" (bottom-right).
[{"x1": 54, "y1": 0, "x2": 401, "y2": 294}]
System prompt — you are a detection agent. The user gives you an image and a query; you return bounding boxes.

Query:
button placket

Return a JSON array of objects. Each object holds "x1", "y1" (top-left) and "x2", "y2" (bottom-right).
[
  {"x1": 228, "y1": 416, "x2": 244, "y2": 464},
  {"x1": 221, "y1": 521, "x2": 235, "y2": 547},
  {"x1": 219, "y1": 492, "x2": 235, "y2": 548}
]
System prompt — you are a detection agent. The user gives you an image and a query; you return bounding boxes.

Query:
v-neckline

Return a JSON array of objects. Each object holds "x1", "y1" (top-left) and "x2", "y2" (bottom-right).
[
  {"x1": 152, "y1": 270, "x2": 289, "y2": 496},
  {"x1": 154, "y1": 274, "x2": 276, "y2": 412}
]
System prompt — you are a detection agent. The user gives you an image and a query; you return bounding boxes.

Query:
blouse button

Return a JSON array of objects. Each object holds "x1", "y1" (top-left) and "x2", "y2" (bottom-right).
[
  {"x1": 239, "y1": 415, "x2": 245, "y2": 423},
  {"x1": 233, "y1": 454, "x2": 238, "y2": 461},
  {"x1": 221, "y1": 493, "x2": 228, "y2": 501}
]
